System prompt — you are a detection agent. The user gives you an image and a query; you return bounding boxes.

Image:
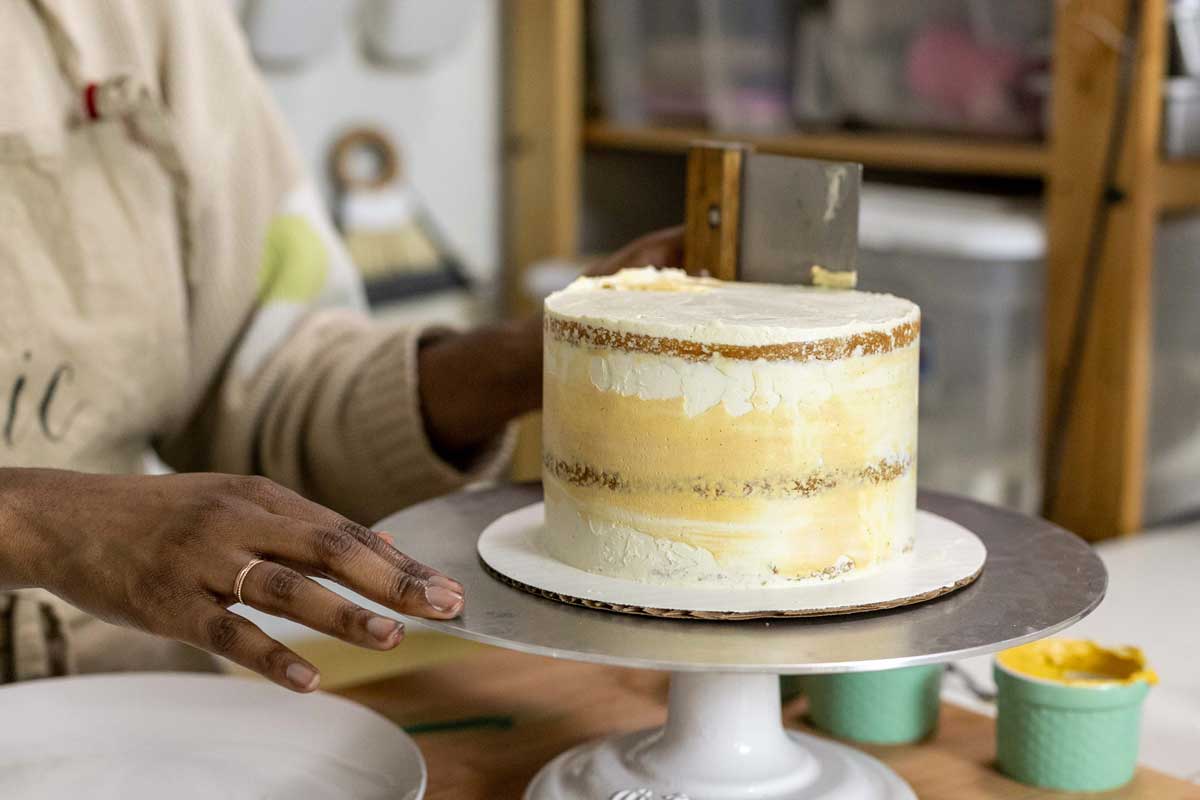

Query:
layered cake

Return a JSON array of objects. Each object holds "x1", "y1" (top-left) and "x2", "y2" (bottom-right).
[{"x1": 541, "y1": 267, "x2": 920, "y2": 587}]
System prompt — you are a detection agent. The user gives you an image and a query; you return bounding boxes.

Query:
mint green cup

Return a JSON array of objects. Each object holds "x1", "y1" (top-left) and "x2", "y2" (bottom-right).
[
  {"x1": 803, "y1": 665, "x2": 944, "y2": 744},
  {"x1": 994, "y1": 659, "x2": 1152, "y2": 791},
  {"x1": 780, "y1": 675, "x2": 805, "y2": 703}
]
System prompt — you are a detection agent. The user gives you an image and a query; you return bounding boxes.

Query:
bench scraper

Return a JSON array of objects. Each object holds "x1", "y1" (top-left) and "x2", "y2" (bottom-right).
[{"x1": 682, "y1": 141, "x2": 862, "y2": 287}]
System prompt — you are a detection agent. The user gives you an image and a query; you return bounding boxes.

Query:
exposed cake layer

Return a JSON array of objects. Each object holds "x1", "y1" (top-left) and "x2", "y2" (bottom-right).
[
  {"x1": 544, "y1": 454, "x2": 910, "y2": 500},
  {"x1": 545, "y1": 316, "x2": 919, "y2": 364}
]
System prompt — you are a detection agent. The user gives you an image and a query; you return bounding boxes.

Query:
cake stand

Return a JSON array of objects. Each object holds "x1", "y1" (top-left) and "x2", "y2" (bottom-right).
[{"x1": 375, "y1": 485, "x2": 1106, "y2": 800}]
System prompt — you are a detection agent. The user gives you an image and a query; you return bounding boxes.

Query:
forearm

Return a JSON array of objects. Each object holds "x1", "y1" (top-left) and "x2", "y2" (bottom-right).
[
  {"x1": 410, "y1": 224, "x2": 686, "y2": 464},
  {"x1": 417, "y1": 317, "x2": 542, "y2": 460},
  {"x1": 0, "y1": 468, "x2": 64, "y2": 592}
]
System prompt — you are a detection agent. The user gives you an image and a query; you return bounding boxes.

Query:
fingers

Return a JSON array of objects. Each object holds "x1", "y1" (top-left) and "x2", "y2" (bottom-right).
[
  {"x1": 190, "y1": 604, "x2": 321, "y2": 692},
  {"x1": 587, "y1": 225, "x2": 685, "y2": 276},
  {"x1": 222, "y1": 476, "x2": 465, "y2": 619},
  {"x1": 633, "y1": 225, "x2": 685, "y2": 268},
  {"x1": 228, "y1": 476, "x2": 461, "y2": 590},
  {"x1": 253, "y1": 512, "x2": 465, "y2": 620},
  {"x1": 238, "y1": 561, "x2": 404, "y2": 650}
]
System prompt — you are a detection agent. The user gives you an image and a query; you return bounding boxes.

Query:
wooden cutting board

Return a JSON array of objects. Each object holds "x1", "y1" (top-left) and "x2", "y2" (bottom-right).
[{"x1": 335, "y1": 647, "x2": 1198, "y2": 800}]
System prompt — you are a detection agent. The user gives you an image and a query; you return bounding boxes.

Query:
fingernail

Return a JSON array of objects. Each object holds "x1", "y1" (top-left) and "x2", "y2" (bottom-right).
[
  {"x1": 377, "y1": 531, "x2": 395, "y2": 546},
  {"x1": 425, "y1": 583, "x2": 463, "y2": 614},
  {"x1": 286, "y1": 662, "x2": 320, "y2": 691},
  {"x1": 428, "y1": 574, "x2": 464, "y2": 594},
  {"x1": 366, "y1": 616, "x2": 400, "y2": 643}
]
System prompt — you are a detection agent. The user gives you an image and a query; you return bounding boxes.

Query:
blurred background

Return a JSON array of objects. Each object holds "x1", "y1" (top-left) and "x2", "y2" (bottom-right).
[{"x1": 232, "y1": 0, "x2": 1199, "y2": 544}]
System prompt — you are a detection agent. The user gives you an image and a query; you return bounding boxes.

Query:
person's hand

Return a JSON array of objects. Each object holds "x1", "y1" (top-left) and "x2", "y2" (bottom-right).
[
  {"x1": 0, "y1": 469, "x2": 464, "y2": 692},
  {"x1": 584, "y1": 225, "x2": 684, "y2": 277},
  {"x1": 413, "y1": 226, "x2": 686, "y2": 460}
]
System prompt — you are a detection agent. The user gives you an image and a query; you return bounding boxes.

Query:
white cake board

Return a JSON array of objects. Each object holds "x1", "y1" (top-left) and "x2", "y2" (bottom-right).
[{"x1": 478, "y1": 503, "x2": 985, "y2": 620}]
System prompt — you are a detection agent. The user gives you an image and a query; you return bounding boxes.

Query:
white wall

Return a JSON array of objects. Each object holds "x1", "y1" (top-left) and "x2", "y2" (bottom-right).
[{"x1": 253, "y1": 2, "x2": 500, "y2": 285}]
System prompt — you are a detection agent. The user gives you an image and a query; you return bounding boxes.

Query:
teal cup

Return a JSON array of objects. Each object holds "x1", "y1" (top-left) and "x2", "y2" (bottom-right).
[
  {"x1": 780, "y1": 675, "x2": 805, "y2": 703},
  {"x1": 994, "y1": 658, "x2": 1152, "y2": 791},
  {"x1": 803, "y1": 664, "x2": 944, "y2": 744}
]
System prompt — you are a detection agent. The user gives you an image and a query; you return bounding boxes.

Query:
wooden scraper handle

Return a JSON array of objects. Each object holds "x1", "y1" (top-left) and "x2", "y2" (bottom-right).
[{"x1": 683, "y1": 141, "x2": 752, "y2": 282}]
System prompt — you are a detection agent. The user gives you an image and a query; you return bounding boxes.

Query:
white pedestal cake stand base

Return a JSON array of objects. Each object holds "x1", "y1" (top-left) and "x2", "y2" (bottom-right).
[
  {"x1": 528, "y1": 672, "x2": 912, "y2": 799},
  {"x1": 374, "y1": 485, "x2": 1107, "y2": 800}
]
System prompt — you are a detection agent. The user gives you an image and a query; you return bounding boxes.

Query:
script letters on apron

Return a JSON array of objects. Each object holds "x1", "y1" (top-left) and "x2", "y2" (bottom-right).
[{"x1": 3, "y1": 352, "x2": 85, "y2": 447}]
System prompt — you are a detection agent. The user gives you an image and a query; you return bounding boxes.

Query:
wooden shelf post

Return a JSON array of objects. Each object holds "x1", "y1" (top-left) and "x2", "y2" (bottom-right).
[
  {"x1": 502, "y1": 0, "x2": 582, "y2": 316},
  {"x1": 1043, "y1": 0, "x2": 1166, "y2": 539},
  {"x1": 502, "y1": 0, "x2": 584, "y2": 480}
]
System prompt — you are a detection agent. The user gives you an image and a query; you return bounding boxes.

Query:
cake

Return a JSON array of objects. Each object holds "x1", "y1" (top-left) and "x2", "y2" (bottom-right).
[{"x1": 540, "y1": 267, "x2": 920, "y2": 587}]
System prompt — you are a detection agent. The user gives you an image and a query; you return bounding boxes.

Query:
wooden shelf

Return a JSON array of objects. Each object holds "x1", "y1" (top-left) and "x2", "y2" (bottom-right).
[
  {"x1": 1157, "y1": 158, "x2": 1200, "y2": 211},
  {"x1": 585, "y1": 121, "x2": 1050, "y2": 178}
]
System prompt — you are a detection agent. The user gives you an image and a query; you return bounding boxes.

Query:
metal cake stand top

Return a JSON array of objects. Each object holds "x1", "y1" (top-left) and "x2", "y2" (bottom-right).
[{"x1": 376, "y1": 484, "x2": 1106, "y2": 674}]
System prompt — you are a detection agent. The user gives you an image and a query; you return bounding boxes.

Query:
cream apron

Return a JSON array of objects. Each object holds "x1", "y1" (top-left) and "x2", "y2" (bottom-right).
[
  {"x1": 0, "y1": 0, "x2": 215, "y2": 680},
  {"x1": 0, "y1": 0, "x2": 511, "y2": 681}
]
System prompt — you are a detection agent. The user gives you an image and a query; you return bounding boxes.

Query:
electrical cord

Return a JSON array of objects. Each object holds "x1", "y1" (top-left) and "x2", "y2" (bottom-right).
[{"x1": 1042, "y1": 0, "x2": 1143, "y2": 518}]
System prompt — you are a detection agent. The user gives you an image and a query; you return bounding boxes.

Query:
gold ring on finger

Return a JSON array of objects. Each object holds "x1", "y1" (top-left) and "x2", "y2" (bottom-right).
[{"x1": 234, "y1": 558, "x2": 266, "y2": 606}]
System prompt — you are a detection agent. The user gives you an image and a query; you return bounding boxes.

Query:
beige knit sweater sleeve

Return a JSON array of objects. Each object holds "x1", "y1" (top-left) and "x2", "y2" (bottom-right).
[{"x1": 148, "y1": 2, "x2": 511, "y2": 524}]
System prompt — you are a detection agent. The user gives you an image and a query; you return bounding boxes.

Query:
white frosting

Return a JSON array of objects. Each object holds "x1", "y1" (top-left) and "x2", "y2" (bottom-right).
[
  {"x1": 543, "y1": 483, "x2": 726, "y2": 584},
  {"x1": 546, "y1": 335, "x2": 912, "y2": 422},
  {"x1": 545, "y1": 267, "x2": 919, "y2": 346},
  {"x1": 541, "y1": 474, "x2": 916, "y2": 587}
]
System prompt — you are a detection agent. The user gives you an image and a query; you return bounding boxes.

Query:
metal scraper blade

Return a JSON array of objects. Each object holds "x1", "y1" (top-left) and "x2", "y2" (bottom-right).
[{"x1": 738, "y1": 154, "x2": 861, "y2": 285}]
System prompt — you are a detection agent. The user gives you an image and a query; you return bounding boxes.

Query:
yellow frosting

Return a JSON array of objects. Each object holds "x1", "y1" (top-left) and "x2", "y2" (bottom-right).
[
  {"x1": 997, "y1": 639, "x2": 1158, "y2": 686},
  {"x1": 810, "y1": 265, "x2": 859, "y2": 290}
]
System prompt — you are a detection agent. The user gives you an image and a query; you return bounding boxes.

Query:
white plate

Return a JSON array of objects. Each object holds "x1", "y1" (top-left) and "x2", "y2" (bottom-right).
[
  {"x1": 0, "y1": 673, "x2": 425, "y2": 799},
  {"x1": 478, "y1": 503, "x2": 986, "y2": 618}
]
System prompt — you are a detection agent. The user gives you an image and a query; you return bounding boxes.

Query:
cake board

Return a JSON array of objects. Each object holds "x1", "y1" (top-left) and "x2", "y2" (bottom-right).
[
  {"x1": 477, "y1": 502, "x2": 985, "y2": 620},
  {"x1": 375, "y1": 484, "x2": 1107, "y2": 800}
]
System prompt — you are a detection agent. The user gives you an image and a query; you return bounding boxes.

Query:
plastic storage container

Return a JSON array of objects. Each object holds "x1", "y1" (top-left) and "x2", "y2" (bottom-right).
[
  {"x1": 857, "y1": 185, "x2": 1046, "y2": 512},
  {"x1": 588, "y1": 0, "x2": 801, "y2": 132},
  {"x1": 828, "y1": 0, "x2": 1051, "y2": 136},
  {"x1": 859, "y1": 185, "x2": 1200, "y2": 523},
  {"x1": 791, "y1": 5, "x2": 841, "y2": 125},
  {"x1": 1170, "y1": 0, "x2": 1200, "y2": 76},
  {"x1": 1147, "y1": 214, "x2": 1200, "y2": 523},
  {"x1": 1163, "y1": 77, "x2": 1200, "y2": 156},
  {"x1": 1166, "y1": 2, "x2": 1200, "y2": 155}
]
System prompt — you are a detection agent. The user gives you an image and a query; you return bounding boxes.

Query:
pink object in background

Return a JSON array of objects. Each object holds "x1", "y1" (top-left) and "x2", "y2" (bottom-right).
[{"x1": 906, "y1": 24, "x2": 1029, "y2": 133}]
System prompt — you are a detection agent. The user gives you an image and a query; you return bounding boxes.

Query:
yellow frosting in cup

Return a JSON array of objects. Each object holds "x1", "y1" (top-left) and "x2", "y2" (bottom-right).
[{"x1": 997, "y1": 639, "x2": 1158, "y2": 686}]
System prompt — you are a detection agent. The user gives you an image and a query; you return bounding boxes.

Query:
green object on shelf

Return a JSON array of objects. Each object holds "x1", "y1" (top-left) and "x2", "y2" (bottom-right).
[
  {"x1": 994, "y1": 659, "x2": 1152, "y2": 792},
  {"x1": 803, "y1": 664, "x2": 944, "y2": 744}
]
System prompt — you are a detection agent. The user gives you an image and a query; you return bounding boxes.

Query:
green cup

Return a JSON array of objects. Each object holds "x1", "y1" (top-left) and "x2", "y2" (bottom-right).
[
  {"x1": 803, "y1": 664, "x2": 944, "y2": 744},
  {"x1": 995, "y1": 658, "x2": 1152, "y2": 791}
]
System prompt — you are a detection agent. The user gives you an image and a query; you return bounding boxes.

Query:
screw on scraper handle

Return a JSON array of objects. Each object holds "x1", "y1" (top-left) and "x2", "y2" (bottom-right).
[{"x1": 683, "y1": 141, "x2": 750, "y2": 282}]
